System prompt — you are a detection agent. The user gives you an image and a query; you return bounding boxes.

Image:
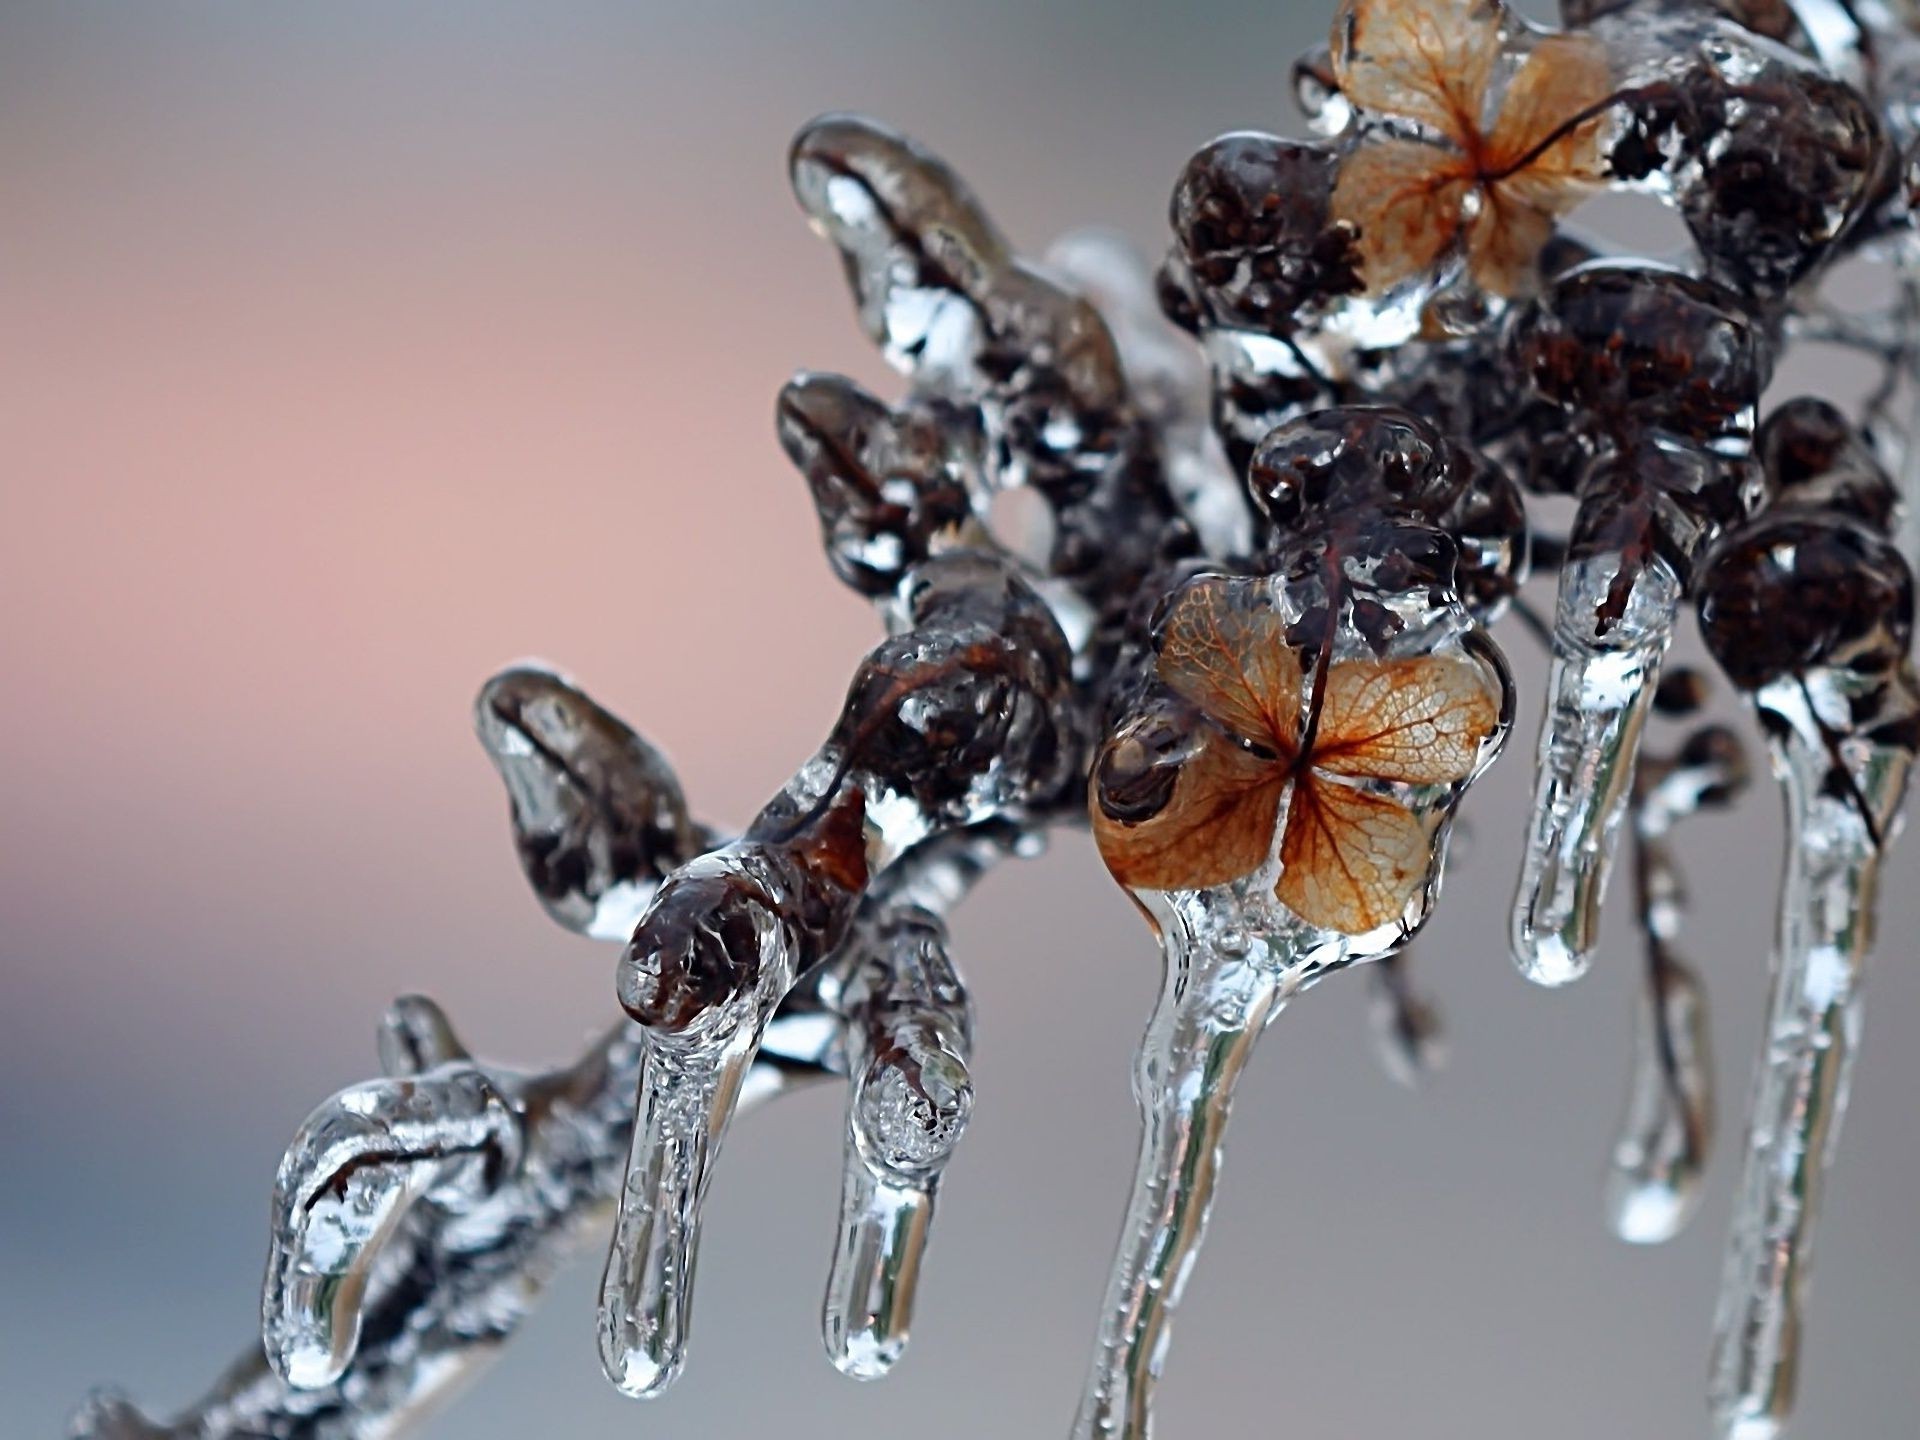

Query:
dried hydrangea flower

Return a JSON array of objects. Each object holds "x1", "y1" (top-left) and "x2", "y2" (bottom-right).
[
  {"x1": 1329, "y1": 0, "x2": 1615, "y2": 296},
  {"x1": 1092, "y1": 575, "x2": 1501, "y2": 932}
]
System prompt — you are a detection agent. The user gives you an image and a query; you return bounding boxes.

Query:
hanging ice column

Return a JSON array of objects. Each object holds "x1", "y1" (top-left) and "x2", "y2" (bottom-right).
[
  {"x1": 1605, "y1": 717, "x2": 1746, "y2": 1244},
  {"x1": 1695, "y1": 399, "x2": 1920, "y2": 1440},
  {"x1": 1506, "y1": 265, "x2": 1769, "y2": 984},
  {"x1": 1077, "y1": 410, "x2": 1516, "y2": 1437}
]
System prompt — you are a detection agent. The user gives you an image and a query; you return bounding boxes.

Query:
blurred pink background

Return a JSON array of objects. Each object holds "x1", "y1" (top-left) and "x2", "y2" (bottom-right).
[{"x1": 4, "y1": 3, "x2": 1918, "y2": 1436}]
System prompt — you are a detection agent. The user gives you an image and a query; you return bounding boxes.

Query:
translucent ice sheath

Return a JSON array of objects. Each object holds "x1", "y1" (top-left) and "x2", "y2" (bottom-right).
[
  {"x1": 1708, "y1": 687, "x2": 1911, "y2": 1440},
  {"x1": 599, "y1": 939, "x2": 795, "y2": 1397},
  {"x1": 1512, "y1": 554, "x2": 1682, "y2": 985},
  {"x1": 823, "y1": 907, "x2": 973, "y2": 1378},
  {"x1": 1073, "y1": 904, "x2": 1290, "y2": 1439}
]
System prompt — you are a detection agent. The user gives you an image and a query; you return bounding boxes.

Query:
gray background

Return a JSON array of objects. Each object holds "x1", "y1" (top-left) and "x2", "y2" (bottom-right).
[{"x1": 4, "y1": 2, "x2": 1917, "y2": 1436}]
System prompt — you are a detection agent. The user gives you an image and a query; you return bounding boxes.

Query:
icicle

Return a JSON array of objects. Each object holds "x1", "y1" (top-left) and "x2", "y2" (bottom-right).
[
  {"x1": 1073, "y1": 903, "x2": 1290, "y2": 1439},
  {"x1": 1708, "y1": 679, "x2": 1912, "y2": 1440},
  {"x1": 822, "y1": 906, "x2": 973, "y2": 1378},
  {"x1": 262, "y1": 1060, "x2": 522, "y2": 1389},
  {"x1": 599, "y1": 892, "x2": 796, "y2": 1397},
  {"x1": 1512, "y1": 546, "x2": 1681, "y2": 986},
  {"x1": 1605, "y1": 725, "x2": 1744, "y2": 1244},
  {"x1": 1367, "y1": 949, "x2": 1445, "y2": 1087}
]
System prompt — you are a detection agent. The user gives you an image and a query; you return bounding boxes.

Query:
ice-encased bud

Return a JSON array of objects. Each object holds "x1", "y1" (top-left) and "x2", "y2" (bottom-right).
[
  {"x1": 475, "y1": 666, "x2": 703, "y2": 940},
  {"x1": 1507, "y1": 262, "x2": 1767, "y2": 442},
  {"x1": 775, "y1": 373, "x2": 979, "y2": 599}
]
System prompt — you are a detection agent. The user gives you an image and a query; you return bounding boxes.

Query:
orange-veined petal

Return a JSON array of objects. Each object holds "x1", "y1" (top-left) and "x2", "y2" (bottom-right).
[
  {"x1": 1311, "y1": 653, "x2": 1502, "y2": 785},
  {"x1": 1277, "y1": 775, "x2": 1435, "y2": 934},
  {"x1": 1091, "y1": 728, "x2": 1288, "y2": 893},
  {"x1": 1484, "y1": 30, "x2": 1613, "y2": 184},
  {"x1": 1330, "y1": 139, "x2": 1473, "y2": 296},
  {"x1": 1465, "y1": 184, "x2": 1559, "y2": 296},
  {"x1": 1155, "y1": 578, "x2": 1305, "y2": 752},
  {"x1": 1331, "y1": 0, "x2": 1504, "y2": 144}
]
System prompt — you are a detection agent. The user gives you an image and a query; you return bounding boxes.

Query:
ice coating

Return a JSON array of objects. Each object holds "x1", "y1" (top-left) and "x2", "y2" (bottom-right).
[
  {"x1": 65, "y1": 20, "x2": 1920, "y2": 1432},
  {"x1": 822, "y1": 905, "x2": 973, "y2": 1379},
  {"x1": 1078, "y1": 411, "x2": 1514, "y2": 1437},
  {"x1": 1606, "y1": 722, "x2": 1746, "y2": 1244}
]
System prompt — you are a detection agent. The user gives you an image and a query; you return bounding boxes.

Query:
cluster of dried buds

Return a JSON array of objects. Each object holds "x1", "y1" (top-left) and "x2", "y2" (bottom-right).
[{"x1": 72, "y1": 1, "x2": 1920, "y2": 1438}]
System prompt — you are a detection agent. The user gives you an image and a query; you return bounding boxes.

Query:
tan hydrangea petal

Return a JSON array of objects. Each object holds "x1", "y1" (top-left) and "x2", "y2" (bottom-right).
[
  {"x1": 1155, "y1": 578, "x2": 1305, "y2": 752},
  {"x1": 1276, "y1": 775, "x2": 1434, "y2": 935},
  {"x1": 1312, "y1": 654, "x2": 1503, "y2": 785},
  {"x1": 1091, "y1": 729, "x2": 1288, "y2": 894},
  {"x1": 1484, "y1": 30, "x2": 1613, "y2": 185},
  {"x1": 1331, "y1": 139, "x2": 1473, "y2": 295},
  {"x1": 1331, "y1": 0, "x2": 1505, "y2": 143}
]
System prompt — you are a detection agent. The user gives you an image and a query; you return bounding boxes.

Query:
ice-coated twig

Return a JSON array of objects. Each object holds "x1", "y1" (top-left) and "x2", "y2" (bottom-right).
[
  {"x1": 1605, "y1": 723, "x2": 1745, "y2": 1244},
  {"x1": 598, "y1": 550, "x2": 1076, "y2": 1397},
  {"x1": 822, "y1": 904, "x2": 973, "y2": 1378}
]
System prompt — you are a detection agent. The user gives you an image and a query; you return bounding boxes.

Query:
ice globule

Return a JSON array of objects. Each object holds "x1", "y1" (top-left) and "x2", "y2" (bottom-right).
[
  {"x1": 1507, "y1": 263, "x2": 1769, "y2": 983},
  {"x1": 821, "y1": 904, "x2": 973, "y2": 1379},
  {"x1": 1606, "y1": 720, "x2": 1746, "y2": 1243}
]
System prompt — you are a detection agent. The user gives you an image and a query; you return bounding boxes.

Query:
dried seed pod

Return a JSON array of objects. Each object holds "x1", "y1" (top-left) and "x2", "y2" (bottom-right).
[{"x1": 1507, "y1": 262, "x2": 1769, "y2": 443}]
